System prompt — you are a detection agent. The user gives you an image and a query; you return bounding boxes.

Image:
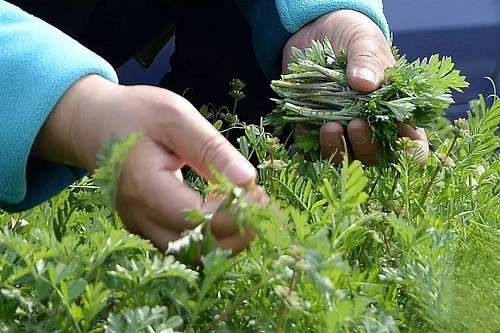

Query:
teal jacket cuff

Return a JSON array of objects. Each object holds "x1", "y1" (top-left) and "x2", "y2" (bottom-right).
[
  {"x1": 237, "y1": 0, "x2": 291, "y2": 79},
  {"x1": 275, "y1": 0, "x2": 390, "y2": 39},
  {"x1": 0, "y1": 1, "x2": 118, "y2": 212},
  {"x1": 240, "y1": 0, "x2": 390, "y2": 79}
]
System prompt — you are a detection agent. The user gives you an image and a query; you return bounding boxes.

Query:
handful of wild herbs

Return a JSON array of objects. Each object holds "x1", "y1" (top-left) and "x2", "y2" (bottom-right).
[{"x1": 267, "y1": 39, "x2": 469, "y2": 159}]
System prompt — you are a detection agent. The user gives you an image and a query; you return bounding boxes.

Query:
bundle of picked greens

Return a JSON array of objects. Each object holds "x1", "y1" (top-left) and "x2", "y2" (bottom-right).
[{"x1": 266, "y1": 38, "x2": 469, "y2": 160}]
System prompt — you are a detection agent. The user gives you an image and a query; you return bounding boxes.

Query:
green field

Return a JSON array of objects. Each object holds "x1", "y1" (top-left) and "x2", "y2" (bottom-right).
[{"x1": 0, "y1": 93, "x2": 498, "y2": 332}]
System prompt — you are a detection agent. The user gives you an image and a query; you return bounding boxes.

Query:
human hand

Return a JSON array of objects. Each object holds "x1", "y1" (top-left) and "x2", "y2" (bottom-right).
[
  {"x1": 283, "y1": 10, "x2": 429, "y2": 164},
  {"x1": 34, "y1": 75, "x2": 267, "y2": 253}
]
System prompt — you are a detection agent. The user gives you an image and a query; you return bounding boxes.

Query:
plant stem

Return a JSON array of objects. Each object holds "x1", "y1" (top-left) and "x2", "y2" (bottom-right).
[
  {"x1": 276, "y1": 270, "x2": 298, "y2": 333},
  {"x1": 388, "y1": 173, "x2": 400, "y2": 203},
  {"x1": 232, "y1": 99, "x2": 239, "y2": 115},
  {"x1": 15, "y1": 250, "x2": 82, "y2": 333},
  {"x1": 419, "y1": 135, "x2": 458, "y2": 208},
  {"x1": 203, "y1": 273, "x2": 275, "y2": 333}
]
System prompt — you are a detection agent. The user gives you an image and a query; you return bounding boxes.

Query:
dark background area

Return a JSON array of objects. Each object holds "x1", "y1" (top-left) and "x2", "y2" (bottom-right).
[{"x1": 116, "y1": 0, "x2": 500, "y2": 120}]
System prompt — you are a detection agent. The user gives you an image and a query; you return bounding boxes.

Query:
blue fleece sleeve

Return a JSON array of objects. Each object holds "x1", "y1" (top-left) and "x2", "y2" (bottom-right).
[
  {"x1": 236, "y1": 0, "x2": 291, "y2": 80},
  {"x1": 237, "y1": 0, "x2": 389, "y2": 79},
  {"x1": 0, "y1": 1, "x2": 118, "y2": 212},
  {"x1": 276, "y1": 0, "x2": 390, "y2": 39}
]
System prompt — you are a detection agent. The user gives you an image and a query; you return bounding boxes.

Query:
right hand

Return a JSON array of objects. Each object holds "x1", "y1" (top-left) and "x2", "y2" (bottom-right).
[
  {"x1": 283, "y1": 10, "x2": 429, "y2": 165},
  {"x1": 34, "y1": 75, "x2": 267, "y2": 253}
]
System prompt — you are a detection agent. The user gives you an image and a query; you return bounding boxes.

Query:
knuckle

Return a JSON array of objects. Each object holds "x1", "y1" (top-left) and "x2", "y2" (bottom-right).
[
  {"x1": 199, "y1": 133, "x2": 227, "y2": 168},
  {"x1": 347, "y1": 22, "x2": 386, "y2": 48},
  {"x1": 146, "y1": 90, "x2": 196, "y2": 142},
  {"x1": 141, "y1": 88, "x2": 192, "y2": 120},
  {"x1": 160, "y1": 94, "x2": 192, "y2": 123},
  {"x1": 350, "y1": 46, "x2": 386, "y2": 70},
  {"x1": 346, "y1": 27, "x2": 392, "y2": 68},
  {"x1": 167, "y1": 93, "x2": 193, "y2": 115}
]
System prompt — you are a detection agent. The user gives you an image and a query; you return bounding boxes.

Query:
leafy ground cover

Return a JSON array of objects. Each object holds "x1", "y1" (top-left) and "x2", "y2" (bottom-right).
[{"x1": 1, "y1": 50, "x2": 499, "y2": 332}]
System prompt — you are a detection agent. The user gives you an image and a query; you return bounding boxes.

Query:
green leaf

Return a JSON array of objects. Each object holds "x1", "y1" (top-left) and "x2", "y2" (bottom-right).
[
  {"x1": 295, "y1": 132, "x2": 320, "y2": 153},
  {"x1": 68, "y1": 278, "x2": 88, "y2": 302},
  {"x1": 213, "y1": 120, "x2": 223, "y2": 131},
  {"x1": 93, "y1": 132, "x2": 142, "y2": 211}
]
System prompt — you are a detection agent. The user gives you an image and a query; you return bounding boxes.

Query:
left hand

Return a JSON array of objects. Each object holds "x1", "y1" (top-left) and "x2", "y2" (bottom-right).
[
  {"x1": 33, "y1": 76, "x2": 267, "y2": 254},
  {"x1": 283, "y1": 10, "x2": 429, "y2": 165}
]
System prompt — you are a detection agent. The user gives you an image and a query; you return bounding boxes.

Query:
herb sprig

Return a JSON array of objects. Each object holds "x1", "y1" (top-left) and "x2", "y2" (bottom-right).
[{"x1": 266, "y1": 38, "x2": 469, "y2": 160}]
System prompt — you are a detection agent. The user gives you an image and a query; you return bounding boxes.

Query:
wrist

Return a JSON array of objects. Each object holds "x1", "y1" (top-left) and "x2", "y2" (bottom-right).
[{"x1": 33, "y1": 75, "x2": 120, "y2": 171}]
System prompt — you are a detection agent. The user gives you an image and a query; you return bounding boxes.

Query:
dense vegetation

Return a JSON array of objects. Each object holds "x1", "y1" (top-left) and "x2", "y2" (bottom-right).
[{"x1": 0, "y1": 46, "x2": 499, "y2": 332}]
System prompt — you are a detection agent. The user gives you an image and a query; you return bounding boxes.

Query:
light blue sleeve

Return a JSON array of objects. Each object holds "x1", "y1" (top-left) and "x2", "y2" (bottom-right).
[
  {"x1": 276, "y1": 0, "x2": 390, "y2": 38},
  {"x1": 0, "y1": 1, "x2": 118, "y2": 212}
]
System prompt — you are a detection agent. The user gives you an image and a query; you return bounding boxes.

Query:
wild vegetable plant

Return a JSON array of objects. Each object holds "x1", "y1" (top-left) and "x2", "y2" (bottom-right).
[
  {"x1": 0, "y1": 52, "x2": 499, "y2": 332},
  {"x1": 266, "y1": 39, "x2": 469, "y2": 160}
]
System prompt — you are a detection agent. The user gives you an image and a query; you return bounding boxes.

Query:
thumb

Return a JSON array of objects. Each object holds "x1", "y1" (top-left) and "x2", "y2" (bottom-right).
[
  {"x1": 163, "y1": 95, "x2": 256, "y2": 187},
  {"x1": 345, "y1": 26, "x2": 394, "y2": 93},
  {"x1": 325, "y1": 11, "x2": 394, "y2": 93}
]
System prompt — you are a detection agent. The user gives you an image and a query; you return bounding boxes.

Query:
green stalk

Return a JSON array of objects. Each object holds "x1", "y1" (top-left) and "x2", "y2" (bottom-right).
[
  {"x1": 232, "y1": 98, "x2": 239, "y2": 115},
  {"x1": 419, "y1": 135, "x2": 459, "y2": 208},
  {"x1": 202, "y1": 272, "x2": 277, "y2": 333},
  {"x1": 280, "y1": 72, "x2": 328, "y2": 81},
  {"x1": 276, "y1": 270, "x2": 298, "y2": 333},
  {"x1": 271, "y1": 80, "x2": 346, "y2": 92}
]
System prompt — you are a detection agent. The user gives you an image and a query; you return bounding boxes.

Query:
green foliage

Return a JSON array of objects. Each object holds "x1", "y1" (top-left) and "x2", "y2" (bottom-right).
[
  {"x1": 93, "y1": 132, "x2": 141, "y2": 213},
  {"x1": 267, "y1": 38, "x2": 469, "y2": 161},
  {"x1": 105, "y1": 306, "x2": 183, "y2": 333},
  {"x1": 0, "y1": 92, "x2": 499, "y2": 331}
]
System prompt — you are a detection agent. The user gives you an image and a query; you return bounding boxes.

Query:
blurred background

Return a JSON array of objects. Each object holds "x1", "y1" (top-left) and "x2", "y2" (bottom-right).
[
  {"x1": 117, "y1": 0, "x2": 500, "y2": 120},
  {"x1": 384, "y1": 0, "x2": 500, "y2": 119}
]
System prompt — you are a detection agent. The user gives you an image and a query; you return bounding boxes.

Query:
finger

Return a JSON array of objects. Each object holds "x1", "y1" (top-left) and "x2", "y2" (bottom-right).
[
  {"x1": 151, "y1": 171, "x2": 204, "y2": 232},
  {"x1": 347, "y1": 119, "x2": 381, "y2": 165},
  {"x1": 217, "y1": 229, "x2": 256, "y2": 255},
  {"x1": 119, "y1": 139, "x2": 204, "y2": 233},
  {"x1": 129, "y1": 211, "x2": 255, "y2": 253},
  {"x1": 133, "y1": 217, "x2": 182, "y2": 250},
  {"x1": 208, "y1": 186, "x2": 269, "y2": 238},
  {"x1": 158, "y1": 93, "x2": 256, "y2": 187},
  {"x1": 346, "y1": 31, "x2": 394, "y2": 92},
  {"x1": 346, "y1": 40, "x2": 391, "y2": 93},
  {"x1": 398, "y1": 124, "x2": 429, "y2": 164},
  {"x1": 144, "y1": 185, "x2": 267, "y2": 252},
  {"x1": 320, "y1": 122, "x2": 345, "y2": 163},
  {"x1": 294, "y1": 124, "x2": 309, "y2": 138},
  {"x1": 326, "y1": 11, "x2": 394, "y2": 92}
]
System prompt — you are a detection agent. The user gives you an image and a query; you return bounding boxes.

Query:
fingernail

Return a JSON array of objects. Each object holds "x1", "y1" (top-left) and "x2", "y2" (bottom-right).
[
  {"x1": 224, "y1": 161, "x2": 256, "y2": 186},
  {"x1": 353, "y1": 67, "x2": 378, "y2": 84},
  {"x1": 207, "y1": 192, "x2": 224, "y2": 201}
]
